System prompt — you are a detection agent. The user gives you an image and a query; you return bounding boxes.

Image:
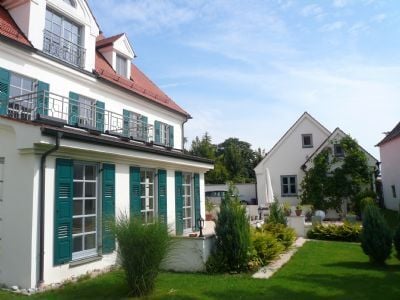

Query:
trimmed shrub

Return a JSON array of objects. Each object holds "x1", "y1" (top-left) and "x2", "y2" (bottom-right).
[
  {"x1": 394, "y1": 223, "x2": 400, "y2": 259},
  {"x1": 251, "y1": 231, "x2": 284, "y2": 266},
  {"x1": 307, "y1": 223, "x2": 361, "y2": 242},
  {"x1": 208, "y1": 183, "x2": 251, "y2": 273},
  {"x1": 353, "y1": 190, "x2": 377, "y2": 216},
  {"x1": 360, "y1": 205, "x2": 392, "y2": 264},
  {"x1": 114, "y1": 215, "x2": 171, "y2": 297},
  {"x1": 262, "y1": 223, "x2": 296, "y2": 250},
  {"x1": 267, "y1": 200, "x2": 287, "y2": 225}
]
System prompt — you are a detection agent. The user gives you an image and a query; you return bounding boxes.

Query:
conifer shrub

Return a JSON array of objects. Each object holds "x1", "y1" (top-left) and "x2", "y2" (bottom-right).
[
  {"x1": 394, "y1": 223, "x2": 400, "y2": 259},
  {"x1": 360, "y1": 205, "x2": 392, "y2": 264},
  {"x1": 206, "y1": 183, "x2": 251, "y2": 273},
  {"x1": 267, "y1": 199, "x2": 287, "y2": 226},
  {"x1": 114, "y1": 214, "x2": 172, "y2": 297}
]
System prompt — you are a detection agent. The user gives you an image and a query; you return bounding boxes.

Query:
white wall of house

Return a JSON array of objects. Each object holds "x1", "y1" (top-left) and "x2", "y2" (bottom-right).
[
  {"x1": 255, "y1": 114, "x2": 330, "y2": 206},
  {"x1": 0, "y1": 41, "x2": 185, "y2": 149},
  {"x1": 380, "y1": 137, "x2": 400, "y2": 211}
]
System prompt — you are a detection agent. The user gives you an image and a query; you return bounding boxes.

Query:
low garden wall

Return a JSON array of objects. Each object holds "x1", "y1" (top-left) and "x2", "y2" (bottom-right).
[{"x1": 161, "y1": 235, "x2": 216, "y2": 272}]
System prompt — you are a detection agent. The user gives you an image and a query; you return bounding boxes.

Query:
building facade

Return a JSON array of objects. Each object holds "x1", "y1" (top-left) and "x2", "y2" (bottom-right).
[
  {"x1": 377, "y1": 122, "x2": 400, "y2": 211},
  {"x1": 0, "y1": 0, "x2": 213, "y2": 289}
]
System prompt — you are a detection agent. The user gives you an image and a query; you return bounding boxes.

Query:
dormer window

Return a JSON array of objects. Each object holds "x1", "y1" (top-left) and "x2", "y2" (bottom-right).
[
  {"x1": 334, "y1": 144, "x2": 344, "y2": 157},
  {"x1": 116, "y1": 54, "x2": 128, "y2": 77},
  {"x1": 302, "y1": 134, "x2": 313, "y2": 148},
  {"x1": 44, "y1": 8, "x2": 85, "y2": 68},
  {"x1": 63, "y1": 0, "x2": 76, "y2": 7}
]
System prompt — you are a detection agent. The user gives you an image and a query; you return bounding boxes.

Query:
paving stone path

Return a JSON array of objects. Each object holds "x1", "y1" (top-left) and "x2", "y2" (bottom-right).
[{"x1": 252, "y1": 237, "x2": 307, "y2": 279}]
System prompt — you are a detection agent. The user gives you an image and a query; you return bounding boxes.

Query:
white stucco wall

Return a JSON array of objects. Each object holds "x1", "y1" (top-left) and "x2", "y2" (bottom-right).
[
  {"x1": 255, "y1": 115, "x2": 330, "y2": 206},
  {"x1": 380, "y1": 137, "x2": 400, "y2": 211}
]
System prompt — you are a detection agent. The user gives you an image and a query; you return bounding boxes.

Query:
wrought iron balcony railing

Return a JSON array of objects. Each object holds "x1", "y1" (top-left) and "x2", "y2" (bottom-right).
[
  {"x1": 7, "y1": 91, "x2": 153, "y2": 142},
  {"x1": 43, "y1": 30, "x2": 86, "y2": 68}
]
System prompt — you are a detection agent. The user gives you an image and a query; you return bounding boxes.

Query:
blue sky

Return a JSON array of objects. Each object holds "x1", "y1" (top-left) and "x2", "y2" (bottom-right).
[{"x1": 88, "y1": 0, "x2": 400, "y2": 158}]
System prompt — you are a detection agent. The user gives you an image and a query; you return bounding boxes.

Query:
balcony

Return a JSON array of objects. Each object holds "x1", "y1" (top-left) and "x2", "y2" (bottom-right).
[
  {"x1": 6, "y1": 91, "x2": 153, "y2": 142},
  {"x1": 43, "y1": 30, "x2": 86, "y2": 68}
]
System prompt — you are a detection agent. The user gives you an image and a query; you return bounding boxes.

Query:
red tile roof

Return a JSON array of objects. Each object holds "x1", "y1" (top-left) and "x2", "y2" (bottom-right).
[
  {"x1": 96, "y1": 33, "x2": 124, "y2": 48},
  {"x1": 0, "y1": 5, "x2": 31, "y2": 46},
  {"x1": 95, "y1": 51, "x2": 190, "y2": 117},
  {"x1": 0, "y1": 5, "x2": 190, "y2": 117}
]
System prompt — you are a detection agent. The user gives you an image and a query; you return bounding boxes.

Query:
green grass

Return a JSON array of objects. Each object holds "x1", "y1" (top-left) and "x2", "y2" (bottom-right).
[{"x1": 1, "y1": 241, "x2": 400, "y2": 299}]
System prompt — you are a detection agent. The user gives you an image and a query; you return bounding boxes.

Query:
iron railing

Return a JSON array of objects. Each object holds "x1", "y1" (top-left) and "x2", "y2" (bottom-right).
[
  {"x1": 43, "y1": 30, "x2": 86, "y2": 68},
  {"x1": 7, "y1": 91, "x2": 153, "y2": 142}
]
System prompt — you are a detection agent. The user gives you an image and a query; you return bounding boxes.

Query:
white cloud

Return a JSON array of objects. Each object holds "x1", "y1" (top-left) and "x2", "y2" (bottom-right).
[
  {"x1": 371, "y1": 13, "x2": 387, "y2": 23},
  {"x1": 300, "y1": 4, "x2": 324, "y2": 18},
  {"x1": 333, "y1": 0, "x2": 348, "y2": 8},
  {"x1": 320, "y1": 21, "x2": 345, "y2": 32}
]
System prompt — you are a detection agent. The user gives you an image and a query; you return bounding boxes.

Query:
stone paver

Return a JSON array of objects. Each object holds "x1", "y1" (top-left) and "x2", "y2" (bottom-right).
[{"x1": 252, "y1": 237, "x2": 307, "y2": 279}]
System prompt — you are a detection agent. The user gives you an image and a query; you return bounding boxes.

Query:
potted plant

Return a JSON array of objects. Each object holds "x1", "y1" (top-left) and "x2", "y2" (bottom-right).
[
  {"x1": 205, "y1": 198, "x2": 214, "y2": 221},
  {"x1": 295, "y1": 204, "x2": 303, "y2": 216}
]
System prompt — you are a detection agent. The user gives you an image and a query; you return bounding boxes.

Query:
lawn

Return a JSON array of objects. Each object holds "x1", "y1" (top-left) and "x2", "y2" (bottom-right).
[{"x1": 1, "y1": 240, "x2": 400, "y2": 299}]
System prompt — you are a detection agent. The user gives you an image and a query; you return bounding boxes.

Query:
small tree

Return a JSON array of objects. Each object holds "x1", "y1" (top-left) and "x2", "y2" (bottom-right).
[
  {"x1": 210, "y1": 183, "x2": 250, "y2": 272},
  {"x1": 266, "y1": 199, "x2": 287, "y2": 226},
  {"x1": 114, "y1": 215, "x2": 171, "y2": 297},
  {"x1": 394, "y1": 224, "x2": 400, "y2": 259},
  {"x1": 360, "y1": 205, "x2": 392, "y2": 264}
]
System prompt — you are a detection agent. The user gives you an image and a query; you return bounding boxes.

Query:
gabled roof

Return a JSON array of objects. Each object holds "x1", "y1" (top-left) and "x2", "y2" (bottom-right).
[
  {"x1": 254, "y1": 112, "x2": 331, "y2": 172},
  {"x1": 95, "y1": 51, "x2": 190, "y2": 117},
  {"x1": 0, "y1": 5, "x2": 31, "y2": 46},
  {"x1": 96, "y1": 33, "x2": 124, "y2": 49},
  {"x1": 376, "y1": 122, "x2": 400, "y2": 147},
  {"x1": 0, "y1": 4, "x2": 190, "y2": 118},
  {"x1": 303, "y1": 127, "x2": 379, "y2": 168}
]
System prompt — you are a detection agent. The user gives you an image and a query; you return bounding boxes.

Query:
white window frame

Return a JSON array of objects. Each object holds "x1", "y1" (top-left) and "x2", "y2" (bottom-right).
[
  {"x1": 78, "y1": 95, "x2": 96, "y2": 128},
  {"x1": 9, "y1": 73, "x2": 36, "y2": 99},
  {"x1": 127, "y1": 111, "x2": 143, "y2": 139},
  {"x1": 182, "y1": 172, "x2": 193, "y2": 231},
  {"x1": 159, "y1": 123, "x2": 171, "y2": 146},
  {"x1": 45, "y1": 8, "x2": 81, "y2": 46},
  {"x1": 334, "y1": 144, "x2": 344, "y2": 157},
  {"x1": 281, "y1": 175, "x2": 297, "y2": 197},
  {"x1": 116, "y1": 54, "x2": 128, "y2": 77},
  {"x1": 72, "y1": 162, "x2": 98, "y2": 260},
  {"x1": 140, "y1": 169, "x2": 156, "y2": 224},
  {"x1": 302, "y1": 134, "x2": 313, "y2": 148},
  {"x1": 0, "y1": 158, "x2": 4, "y2": 202}
]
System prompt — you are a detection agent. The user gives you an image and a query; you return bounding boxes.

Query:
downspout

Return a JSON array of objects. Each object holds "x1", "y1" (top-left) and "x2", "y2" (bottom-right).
[{"x1": 38, "y1": 132, "x2": 62, "y2": 287}]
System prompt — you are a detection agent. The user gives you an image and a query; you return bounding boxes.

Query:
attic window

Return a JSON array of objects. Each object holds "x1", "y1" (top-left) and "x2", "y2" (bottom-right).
[
  {"x1": 116, "y1": 54, "x2": 128, "y2": 77},
  {"x1": 302, "y1": 134, "x2": 313, "y2": 148},
  {"x1": 334, "y1": 144, "x2": 344, "y2": 157},
  {"x1": 63, "y1": 0, "x2": 76, "y2": 7}
]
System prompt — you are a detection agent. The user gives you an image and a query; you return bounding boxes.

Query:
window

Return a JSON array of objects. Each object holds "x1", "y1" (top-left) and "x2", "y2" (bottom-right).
[
  {"x1": 72, "y1": 163, "x2": 97, "y2": 260},
  {"x1": 44, "y1": 8, "x2": 84, "y2": 67},
  {"x1": 334, "y1": 144, "x2": 344, "y2": 157},
  {"x1": 302, "y1": 134, "x2": 313, "y2": 148},
  {"x1": 160, "y1": 123, "x2": 171, "y2": 145},
  {"x1": 9, "y1": 73, "x2": 35, "y2": 98},
  {"x1": 0, "y1": 158, "x2": 4, "y2": 202},
  {"x1": 392, "y1": 185, "x2": 397, "y2": 198},
  {"x1": 140, "y1": 169, "x2": 155, "y2": 224},
  {"x1": 182, "y1": 173, "x2": 193, "y2": 231},
  {"x1": 125, "y1": 111, "x2": 144, "y2": 139},
  {"x1": 78, "y1": 95, "x2": 96, "y2": 128},
  {"x1": 8, "y1": 73, "x2": 36, "y2": 119},
  {"x1": 281, "y1": 175, "x2": 297, "y2": 196},
  {"x1": 116, "y1": 54, "x2": 128, "y2": 77}
]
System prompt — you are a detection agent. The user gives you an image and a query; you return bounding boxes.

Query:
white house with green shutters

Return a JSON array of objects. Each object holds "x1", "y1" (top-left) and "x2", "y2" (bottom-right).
[{"x1": 0, "y1": 0, "x2": 213, "y2": 290}]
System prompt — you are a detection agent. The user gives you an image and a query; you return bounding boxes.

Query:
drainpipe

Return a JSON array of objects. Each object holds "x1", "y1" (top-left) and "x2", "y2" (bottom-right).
[{"x1": 38, "y1": 132, "x2": 62, "y2": 287}]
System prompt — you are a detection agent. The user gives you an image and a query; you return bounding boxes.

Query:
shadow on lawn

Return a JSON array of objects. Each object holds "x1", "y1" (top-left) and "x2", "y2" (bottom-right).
[{"x1": 324, "y1": 261, "x2": 400, "y2": 272}]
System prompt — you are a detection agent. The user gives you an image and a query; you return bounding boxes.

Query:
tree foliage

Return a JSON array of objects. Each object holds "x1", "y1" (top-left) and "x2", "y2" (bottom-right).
[
  {"x1": 300, "y1": 136, "x2": 373, "y2": 211},
  {"x1": 189, "y1": 133, "x2": 264, "y2": 184}
]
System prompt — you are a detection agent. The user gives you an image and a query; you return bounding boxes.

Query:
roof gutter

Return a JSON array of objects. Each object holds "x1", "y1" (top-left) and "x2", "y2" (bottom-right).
[{"x1": 38, "y1": 132, "x2": 62, "y2": 287}]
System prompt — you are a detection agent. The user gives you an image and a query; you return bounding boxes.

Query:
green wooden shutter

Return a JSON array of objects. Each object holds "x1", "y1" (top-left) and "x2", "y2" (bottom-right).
[
  {"x1": 102, "y1": 163, "x2": 115, "y2": 254},
  {"x1": 0, "y1": 67, "x2": 10, "y2": 115},
  {"x1": 130, "y1": 166, "x2": 141, "y2": 217},
  {"x1": 194, "y1": 173, "x2": 201, "y2": 230},
  {"x1": 68, "y1": 92, "x2": 79, "y2": 125},
  {"x1": 95, "y1": 100, "x2": 105, "y2": 132},
  {"x1": 122, "y1": 109, "x2": 130, "y2": 137},
  {"x1": 158, "y1": 169, "x2": 167, "y2": 224},
  {"x1": 37, "y1": 81, "x2": 49, "y2": 116},
  {"x1": 141, "y1": 115, "x2": 148, "y2": 141},
  {"x1": 168, "y1": 125, "x2": 174, "y2": 148},
  {"x1": 154, "y1": 120, "x2": 161, "y2": 144},
  {"x1": 175, "y1": 171, "x2": 183, "y2": 235},
  {"x1": 54, "y1": 158, "x2": 73, "y2": 265}
]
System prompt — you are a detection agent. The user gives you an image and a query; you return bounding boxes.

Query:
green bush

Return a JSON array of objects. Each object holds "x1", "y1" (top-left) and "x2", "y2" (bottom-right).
[
  {"x1": 267, "y1": 200, "x2": 287, "y2": 225},
  {"x1": 394, "y1": 223, "x2": 400, "y2": 259},
  {"x1": 114, "y1": 214, "x2": 171, "y2": 297},
  {"x1": 360, "y1": 204, "x2": 392, "y2": 264},
  {"x1": 353, "y1": 190, "x2": 377, "y2": 216},
  {"x1": 208, "y1": 183, "x2": 251, "y2": 273},
  {"x1": 251, "y1": 231, "x2": 284, "y2": 266},
  {"x1": 307, "y1": 223, "x2": 361, "y2": 242},
  {"x1": 262, "y1": 223, "x2": 296, "y2": 250}
]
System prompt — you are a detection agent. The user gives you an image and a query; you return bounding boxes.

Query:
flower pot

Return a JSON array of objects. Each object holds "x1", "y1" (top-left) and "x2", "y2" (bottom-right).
[
  {"x1": 206, "y1": 213, "x2": 213, "y2": 221},
  {"x1": 295, "y1": 209, "x2": 302, "y2": 216}
]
